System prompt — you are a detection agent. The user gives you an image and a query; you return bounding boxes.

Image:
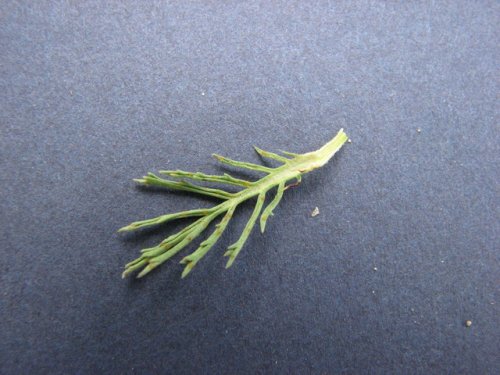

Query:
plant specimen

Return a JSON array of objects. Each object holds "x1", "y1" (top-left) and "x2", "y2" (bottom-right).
[{"x1": 120, "y1": 129, "x2": 348, "y2": 278}]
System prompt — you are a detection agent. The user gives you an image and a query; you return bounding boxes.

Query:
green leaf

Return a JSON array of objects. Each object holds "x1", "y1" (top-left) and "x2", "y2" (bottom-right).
[
  {"x1": 212, "y1": 154, "x2": 273, "y2": 173},
  {"x1": 260, "y1": 181, "x2": 285, "y2": 233},
  {"x1": 160, "y1": 170, "x2": 253, "y2": 187},
  {"x1": 120, "y1": 129, "x2": 348, "y2": 279},
  {"x1": 135, "y1": 173, "x2": 234, "y2": 200},
  {"x1": 118, "y1": 208, "x2": 212, "y2": 232},
  {"x1": 180, "y1": 204, "x2": 237, "y2": 278},
  {"x1": 224, "y1": 191, "x2": 266, "y2": 268},
  {"x1": 253, "y1": 146, "x2": 290, "y2": 163}
]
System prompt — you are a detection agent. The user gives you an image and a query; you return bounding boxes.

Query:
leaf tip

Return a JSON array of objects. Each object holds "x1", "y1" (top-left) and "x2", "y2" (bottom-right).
[
  {"x1": 181, "y1": 261, "x2": 196, "y2": 278},
  {"x1": 136, "y1": 263, "x2": 156, "y2": 278},
  {"x1": 224, "y1": 250, "x2": 236, "y2": 268},
  {"x1": 259, "y1": 220, "x2": 266, "y2": 233}
]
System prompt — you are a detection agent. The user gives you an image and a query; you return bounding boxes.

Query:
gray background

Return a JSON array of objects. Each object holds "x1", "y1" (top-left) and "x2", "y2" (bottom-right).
[{"x1": 1, "y1": 1, "x2": 499, "y2": 374}]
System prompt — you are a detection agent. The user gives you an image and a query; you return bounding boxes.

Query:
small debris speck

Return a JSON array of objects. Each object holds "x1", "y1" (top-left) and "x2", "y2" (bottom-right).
[
  {"x1": 373, "y1": 267, "x2": 378, "y2": 271},
  {"x1": 311, "y1": 207, "x2": 320, "y2": 217},
  {"x1": 347, "y1": 138, "x2": 352, "y2": 143},
  {"x1": 417, "y1": 128, "x2": 422, "y2": 133},
  {"x1": 201, "y1": 92, "x2": 205, "y2": 96},
  {"x1": 465, "y1": 320, "x2": 472, "y2": 327}
]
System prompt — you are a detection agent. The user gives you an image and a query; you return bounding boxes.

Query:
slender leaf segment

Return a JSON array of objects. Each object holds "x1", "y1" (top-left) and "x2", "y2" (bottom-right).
[{"x1": 120, "y1": 129, "x2": 348, "y2": 279}]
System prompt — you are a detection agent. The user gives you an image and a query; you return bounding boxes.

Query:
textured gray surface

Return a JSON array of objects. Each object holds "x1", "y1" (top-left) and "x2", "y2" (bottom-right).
[{"x1": 1, "y1": 1, "x2": 499, "y2": 374}]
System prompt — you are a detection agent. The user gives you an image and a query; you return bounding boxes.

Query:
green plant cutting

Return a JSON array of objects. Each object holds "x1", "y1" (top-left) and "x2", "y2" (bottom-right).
[{"x1": 120, "y1": 129, "x2": 348, "y2": 279}]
